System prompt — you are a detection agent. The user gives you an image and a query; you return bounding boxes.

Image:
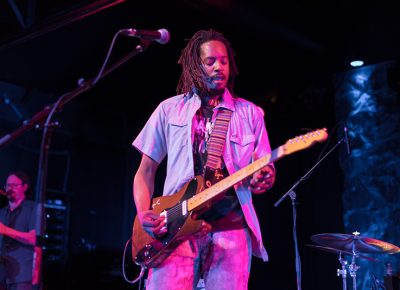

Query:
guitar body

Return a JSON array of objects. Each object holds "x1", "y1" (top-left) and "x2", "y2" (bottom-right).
[{"x1": 131, "y1": 176, "x2": 206, "y2": 268}]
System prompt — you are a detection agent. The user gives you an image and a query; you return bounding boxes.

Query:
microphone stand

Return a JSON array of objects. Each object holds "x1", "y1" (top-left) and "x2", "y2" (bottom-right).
[
  {"x1": 274, "y1": 137, "x2": 346, "y2": 290},
  {"x1": 0, "y1": 41, "x2": 151, "y2": 148},
  {"x1": 0, "y1": 38, "x2": 153, "y2": 290}
]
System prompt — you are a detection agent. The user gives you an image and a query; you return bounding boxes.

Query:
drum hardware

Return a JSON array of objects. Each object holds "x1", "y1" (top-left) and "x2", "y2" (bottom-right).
[{"x1": 309, "y1": 232, "x2": 400, "y2": 290}]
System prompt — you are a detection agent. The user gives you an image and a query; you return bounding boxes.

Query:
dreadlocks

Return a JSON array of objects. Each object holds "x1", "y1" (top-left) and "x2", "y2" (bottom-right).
[{"x1": 176, "y1": 29, "x2": 239, "y2": 95}]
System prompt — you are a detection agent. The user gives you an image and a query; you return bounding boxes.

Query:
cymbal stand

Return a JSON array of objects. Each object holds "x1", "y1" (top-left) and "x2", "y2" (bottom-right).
[
  {"x1": 348, "y1": 252, "x2": 360, "y2": 290},
  {"x1": 337, "y1": 252, "x2": 348, "y2": 290}
]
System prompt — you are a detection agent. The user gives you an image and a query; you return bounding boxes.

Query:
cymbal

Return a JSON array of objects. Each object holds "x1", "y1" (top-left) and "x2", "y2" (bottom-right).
[
  {"x1": 311, "y1": 233, "x2": 400, "y2": 254},
  {"x1": 306, "y1": 244, "x2": 378, "y2": 261}
]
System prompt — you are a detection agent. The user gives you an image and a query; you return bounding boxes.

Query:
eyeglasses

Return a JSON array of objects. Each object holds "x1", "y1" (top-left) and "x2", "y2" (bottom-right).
[{"x1": 4, "y1": 183, "x2": 24, "y2": 190}]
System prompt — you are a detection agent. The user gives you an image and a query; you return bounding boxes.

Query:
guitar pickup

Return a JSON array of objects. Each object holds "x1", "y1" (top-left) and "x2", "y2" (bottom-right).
[{"x1": 182, "y1": 200, "x2": 188, "y2": 216}]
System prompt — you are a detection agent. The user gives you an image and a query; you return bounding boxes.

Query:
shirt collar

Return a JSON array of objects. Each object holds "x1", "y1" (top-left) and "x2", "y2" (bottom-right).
[
  {"x1": 188, "y1": 88, "x2": 236, "y2": 112},
  {"x1": 216, "y1": 88, "x2": 235, "y2": 112},
  {"x1": 6, "y1": 198, "x2": 27, "y2": 212}
]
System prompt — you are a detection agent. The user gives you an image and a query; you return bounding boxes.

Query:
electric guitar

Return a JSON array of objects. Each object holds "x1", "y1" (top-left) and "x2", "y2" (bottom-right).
[{"x1": 131, "y1": 128, "x2": 328, "y2": 268}]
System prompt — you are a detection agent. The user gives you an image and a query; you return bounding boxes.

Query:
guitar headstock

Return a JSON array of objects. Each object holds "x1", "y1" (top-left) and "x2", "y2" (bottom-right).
[{"x1": 283, "y1": 128, "x2": 328, "y2": 155}]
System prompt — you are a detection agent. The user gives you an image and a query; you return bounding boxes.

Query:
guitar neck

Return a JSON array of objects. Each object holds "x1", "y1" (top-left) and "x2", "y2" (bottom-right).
[
  {"x1": 187, "y1": 146, "x2": 284, "y2": 211},
  {"x1": 186, "y1": 128, "x2": 328, "y2": 212}
]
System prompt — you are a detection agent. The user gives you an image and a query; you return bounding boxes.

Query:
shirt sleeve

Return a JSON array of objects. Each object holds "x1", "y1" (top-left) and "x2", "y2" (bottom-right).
[
  {"x1": 252, "y1": 105, "x2": 275, "y2": 170},
  {"x1": 132, "y1": 102, "x2": 168, "y2": 164}
]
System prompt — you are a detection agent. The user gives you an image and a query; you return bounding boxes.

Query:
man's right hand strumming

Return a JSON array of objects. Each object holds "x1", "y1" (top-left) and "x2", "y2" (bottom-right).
[{"x1": 138, "y1": 210, "x2": 167, "y2": 238}]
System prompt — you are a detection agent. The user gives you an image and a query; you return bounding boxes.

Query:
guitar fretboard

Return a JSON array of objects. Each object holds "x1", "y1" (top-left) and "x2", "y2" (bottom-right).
[{"x1": 187, "y1": 146, "x2": 284, "y2": 211}]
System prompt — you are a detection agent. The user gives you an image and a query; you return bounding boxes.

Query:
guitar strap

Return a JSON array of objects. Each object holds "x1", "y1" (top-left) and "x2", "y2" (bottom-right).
[{"x1": 204, "y1": 108, "x2": 232, "y2": 187}]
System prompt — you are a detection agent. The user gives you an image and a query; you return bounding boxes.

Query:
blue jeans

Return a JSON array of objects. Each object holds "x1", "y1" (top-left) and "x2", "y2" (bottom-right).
[{"x1": 146, "y1": 227, "x2": 252, "y2": 290}]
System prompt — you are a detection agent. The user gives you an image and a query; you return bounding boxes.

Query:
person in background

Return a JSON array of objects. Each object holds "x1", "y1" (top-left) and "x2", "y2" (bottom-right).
[
  {"x1": 0, "y1": 171, "x2": 42, "y2": 290},
  {"x1": 132, "y1": 28, "x2": 276, "y2": 290}
]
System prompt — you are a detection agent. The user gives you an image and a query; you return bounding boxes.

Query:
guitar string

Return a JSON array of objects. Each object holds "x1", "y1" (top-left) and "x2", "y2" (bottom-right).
[{"x1": 166, "y1": 203, "x2": 184, "y2": 221}]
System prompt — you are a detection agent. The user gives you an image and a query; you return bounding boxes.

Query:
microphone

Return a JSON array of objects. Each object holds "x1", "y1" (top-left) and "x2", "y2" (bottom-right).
[
  {"x1": 119, "y1": 28, "x2": 170, "y2": 44},
  {"x1": 0, "y1": 189, "x2": 7, "y2": 196},
  {"x1": 343, "y1": 126, "x2": 351, "y2": 155}
]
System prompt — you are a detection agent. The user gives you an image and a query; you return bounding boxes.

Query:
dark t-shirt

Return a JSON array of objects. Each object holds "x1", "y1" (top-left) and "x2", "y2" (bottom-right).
[
  {"x1": 0, "y1": 199, "x2": 38, "y2": 284},
  {"x1": 193, "y1": 105, "x2": 244, "y2": 231}
]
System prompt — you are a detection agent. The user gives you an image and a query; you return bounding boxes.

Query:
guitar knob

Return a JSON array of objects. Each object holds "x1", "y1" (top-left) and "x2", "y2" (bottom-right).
[{"x1": 144, "y1": 244, "x2": 153, "y2": 258}]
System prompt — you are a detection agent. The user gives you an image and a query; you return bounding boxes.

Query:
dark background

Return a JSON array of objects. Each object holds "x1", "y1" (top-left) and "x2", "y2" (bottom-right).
[{"x1": 1, "y1": 1, "x2": 399, "y2": 289}]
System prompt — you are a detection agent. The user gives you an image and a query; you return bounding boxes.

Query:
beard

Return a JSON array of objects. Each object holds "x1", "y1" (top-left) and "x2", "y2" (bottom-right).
[
  {"x1": 6, "y1": 191, "x2": 16, "y2": 202},
  {"x1": 198, "y1": 80, "x2": 225, "y2": 102},
  {"x1": 202, "y1": 75, "x2": 226, "y2": 93},
  {"x1": 198, "y1": 89, "x2": 224, "y2": 106}
]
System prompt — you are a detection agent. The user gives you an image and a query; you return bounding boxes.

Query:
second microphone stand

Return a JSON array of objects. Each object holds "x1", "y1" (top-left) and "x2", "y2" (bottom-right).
[{"x1": 274, "y1": 136, "x2": 346, "y2": 290}]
